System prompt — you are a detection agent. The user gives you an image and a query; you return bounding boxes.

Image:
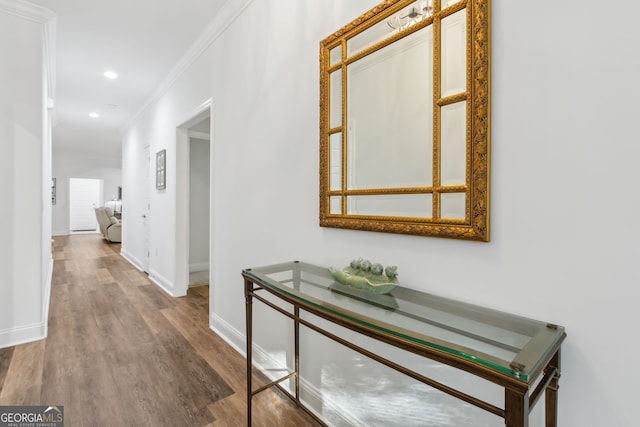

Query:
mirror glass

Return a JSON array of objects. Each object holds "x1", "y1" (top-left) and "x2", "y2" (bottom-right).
[
  {"x1": 320, "y1": 0, "x2": 490, "y2": 241},
  {"x1": 347, "y1": 27, "x2": 433, "y2": 190},
  {"x1": 329, "y1": 70, "x2": 342, "y2": 128}
]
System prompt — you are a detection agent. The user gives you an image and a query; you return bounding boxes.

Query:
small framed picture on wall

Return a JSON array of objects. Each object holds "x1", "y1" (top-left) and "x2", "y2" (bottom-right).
[
  {"x1": 156, "y1": 149, "x2": 166, "y2": 190},
  {"x1": 51, "y1": 177, "x2": 56, "y2": 205}
]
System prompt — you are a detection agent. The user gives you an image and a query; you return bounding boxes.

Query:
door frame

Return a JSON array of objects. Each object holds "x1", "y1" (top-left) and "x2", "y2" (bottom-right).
[{"x1": 175, "y1": 99, "x2": 213, "y2": 296}]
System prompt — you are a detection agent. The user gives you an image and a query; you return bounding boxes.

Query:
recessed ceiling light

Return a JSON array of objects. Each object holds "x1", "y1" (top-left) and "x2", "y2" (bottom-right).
[
  {"x1": 89, "y1": 112, "x2": 100, "y2": 118},
  {"x1": 104, "y1": 71, "x2": 118, "y2": 79}
]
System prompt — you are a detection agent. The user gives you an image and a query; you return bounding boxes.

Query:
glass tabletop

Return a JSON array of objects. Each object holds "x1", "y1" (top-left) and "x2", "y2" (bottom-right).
[{"x1": 243, "y1": 261, "x2": 565, "y2": 382}]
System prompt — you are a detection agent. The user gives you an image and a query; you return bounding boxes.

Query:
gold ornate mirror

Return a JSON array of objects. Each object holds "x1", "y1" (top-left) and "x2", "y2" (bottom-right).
[{"x1": 319, "y1": 0, "x2": 490, "y2": 241}]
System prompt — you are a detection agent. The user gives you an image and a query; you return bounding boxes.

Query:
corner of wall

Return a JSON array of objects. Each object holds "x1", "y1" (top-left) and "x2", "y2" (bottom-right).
[
  {"x1": 41, "y1": 253, "x2": 53, "y2": 340},
  {"x1": 149, "y1": 269, "x2": 185, "y2": 297},
  {"x1": 0, "y1": 253, "x2": 53, "y2": 349},
  {"x1": 0, "y1": 0, "x2": 55, "y2": 351},
  {"x1": 120, "y1": 248, "x2": 145, "y2": 272},
  {"x1": 209, "y1": 313, "x2": 246, "y2": 356},
  {"x1": 0, "y1": 323, "x2": 47, "y2": 349}
]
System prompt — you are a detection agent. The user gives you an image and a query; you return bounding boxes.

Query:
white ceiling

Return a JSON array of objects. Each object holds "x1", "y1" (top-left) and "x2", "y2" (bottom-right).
[{"x1": 28, "y1": 0, "x2": 227, "y2": 159}]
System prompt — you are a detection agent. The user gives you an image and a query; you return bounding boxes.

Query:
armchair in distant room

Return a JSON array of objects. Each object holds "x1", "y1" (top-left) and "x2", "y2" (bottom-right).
[
  {"x1": 104, "y1": 199, "x2": 122, "y2": 219},
  {"x1": 94, "y1": 206, "x2": 122, "y2": 243},
  {"x1": 105, "y1": 186, "x2": 123, "y2": 219}
]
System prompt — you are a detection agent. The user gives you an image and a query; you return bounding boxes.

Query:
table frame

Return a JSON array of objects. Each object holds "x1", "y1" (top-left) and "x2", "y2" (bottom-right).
[{"x1": 243, "y1": 269, "x2": 564, "y2": 427}]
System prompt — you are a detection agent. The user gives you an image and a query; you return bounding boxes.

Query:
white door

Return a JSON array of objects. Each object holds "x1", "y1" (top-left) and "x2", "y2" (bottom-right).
[{"x1": 69, "y1": 178, "x2": 102, "y2": 231}]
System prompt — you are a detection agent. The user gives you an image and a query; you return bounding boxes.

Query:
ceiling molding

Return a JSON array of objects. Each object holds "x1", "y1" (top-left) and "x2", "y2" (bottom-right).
[
  {"x1": 123, "y1": 0, "x2": 254, "y2": 133},
  {"x1": 0, "y1": 0, "x2": 54, "y2": 23}
]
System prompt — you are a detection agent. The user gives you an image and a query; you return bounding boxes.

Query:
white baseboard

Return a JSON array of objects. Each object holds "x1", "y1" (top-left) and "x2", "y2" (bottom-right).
[
  {"x1": 121, "y1": 251, "x2": 186, "y2": 298},
  {"x1": 52, "y1": 230, "x2": 68, "y2": 236},
  {"x1": 42, "y1": 255, "x2": 53, "y2": 338},
  {"x1": 208, "y1": 313, "x2": 359, "y2": 426},
  {"x1": 0, "y1": 256, "x2": 53, "y2": 349},
  {"x1": 189, "y1": 262, "x2": 209, "y2": 273},
  {"x1": 149, "y1": 268, "x2": 185, "y2": 297},
  {"x1": 0, "y1": 322, "x2": 46, "y2": 349},
  {"x1": 210, "y1": 313, "x2": 246, "y2": 356},
  {"x1": 120, "y1": 249, "x2": 145, "y2": 272}
]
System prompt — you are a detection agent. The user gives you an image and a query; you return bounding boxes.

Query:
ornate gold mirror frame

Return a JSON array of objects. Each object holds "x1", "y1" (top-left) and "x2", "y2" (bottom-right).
[{"x1": 319, "y1": 0, "x2": 490, "y2": 241}]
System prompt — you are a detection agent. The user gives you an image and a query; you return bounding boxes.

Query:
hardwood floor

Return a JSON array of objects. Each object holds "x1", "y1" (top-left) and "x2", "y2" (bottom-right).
[{"x1": 0, "y1": 234, "x2": 321, "y2": 427}]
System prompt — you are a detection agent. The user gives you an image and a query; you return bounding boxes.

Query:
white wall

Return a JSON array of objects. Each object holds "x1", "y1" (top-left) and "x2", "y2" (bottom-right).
[
  {"x1": 189, "y1": 137, "x2": 210, "y2": 271},
  {"x1": 121, "y1": 1, "x2": 640, "y2": 426},
  {"x1": 52, "y1": 149, "x2": 121, "y2": 235},
  {"x1": 0, "y1": 1, "x2": 55, "y2": 348}
]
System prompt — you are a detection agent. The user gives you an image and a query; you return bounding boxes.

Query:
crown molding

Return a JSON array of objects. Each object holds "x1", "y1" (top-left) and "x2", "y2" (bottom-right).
[
  {"x1": 0, "y1": 0, "x2": 55, "y2": 23},
  {"x1": 123, "y1": 0, "x2": 254, "y2": 133}
]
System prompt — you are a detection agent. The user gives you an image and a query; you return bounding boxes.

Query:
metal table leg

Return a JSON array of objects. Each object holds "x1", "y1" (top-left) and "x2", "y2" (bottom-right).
[{"x1": 245, "y1": 278, "x2": 253, "y2": 427}]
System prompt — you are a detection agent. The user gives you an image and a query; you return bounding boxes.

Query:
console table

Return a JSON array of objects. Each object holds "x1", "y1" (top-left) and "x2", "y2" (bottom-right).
[{"x1": 243, "y1": 261, "x2": 566, "y2": 426}]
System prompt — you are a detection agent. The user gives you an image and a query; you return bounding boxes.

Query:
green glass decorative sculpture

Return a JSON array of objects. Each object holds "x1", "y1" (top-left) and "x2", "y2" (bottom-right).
[{"x1": 329, "y1": 259, "x2": 398, "y2": 294}]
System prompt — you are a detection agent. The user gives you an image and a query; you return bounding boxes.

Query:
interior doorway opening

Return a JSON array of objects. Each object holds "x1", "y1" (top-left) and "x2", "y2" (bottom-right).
[
  {"x1": 69, "y1": 177, "x2": 103, "y2": 233},
  {"x1": 188, "y1": 124, "x2": 211, "y2": 287},
  {"x1": 175, "y1": 100, "x2": 212, "y2": 295}
]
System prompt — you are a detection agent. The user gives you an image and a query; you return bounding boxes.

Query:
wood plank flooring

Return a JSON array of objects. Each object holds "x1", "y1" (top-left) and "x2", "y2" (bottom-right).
[{"x1": 0, "y1": 234, "x2": 321, "y2": 427}]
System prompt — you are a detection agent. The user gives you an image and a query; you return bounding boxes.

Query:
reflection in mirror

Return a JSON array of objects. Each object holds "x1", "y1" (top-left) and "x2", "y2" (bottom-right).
[
  {"x1": 440, "y1": 193, "x2": 466, "y2": 219},
  {"x1": 348, "y1": 194, "x2": 433, "y2": 217},
  {"x1": 330, "y1": 196, "x2": 342, "y2": 215},
  {"x1": 330, "y1": 45, "x2": 342, "y2": 66},
  {"x1": 330, "y1": 133, "x2": 342, "y2": 191},
  {"x1": 441, "y1": 9, "x2": 466, "y2": 97},
  {"x1": 346, "y1": 27, "x2": 433, "y2": 190},
  {"x1": 346, "y1": 1, "x2": 420, "y2": 56},
  {"x1": 440, "y1": 101, "x2": 466, "y2": 185},
  {"x1": 320, "y1": 0, "x2": 490, "y2": 241},
  {"x1": 329, "y1": 70, "x2": 342, "y2": 128}
]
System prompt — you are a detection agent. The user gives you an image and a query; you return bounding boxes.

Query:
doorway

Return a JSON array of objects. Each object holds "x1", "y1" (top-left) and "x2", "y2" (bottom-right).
[
  {"x1": 69, "y1": 178, "x2": 102, "y2": 232},
  {"x1": 175, "y1": 100, "x2": 212, "y2": 295},
  {"x1": 188, "y1": 131, "x2": 211, "y2": 287}
]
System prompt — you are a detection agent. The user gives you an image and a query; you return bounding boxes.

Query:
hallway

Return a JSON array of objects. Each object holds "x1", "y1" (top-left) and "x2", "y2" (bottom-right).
[{"x1": 0, "y1": 234, "x2": 319, "y2": 427}]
